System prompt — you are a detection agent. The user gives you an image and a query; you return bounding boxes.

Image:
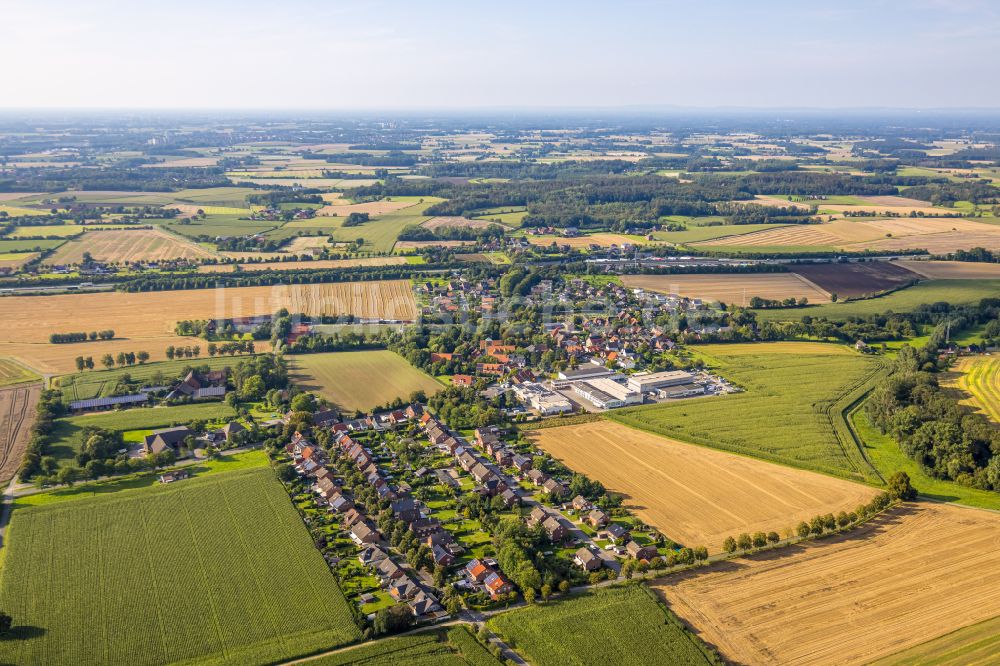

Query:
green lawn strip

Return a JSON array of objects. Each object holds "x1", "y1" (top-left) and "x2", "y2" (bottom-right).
[{"x1": 871, "y1": 614, "x2": 1000, "y2": 666}]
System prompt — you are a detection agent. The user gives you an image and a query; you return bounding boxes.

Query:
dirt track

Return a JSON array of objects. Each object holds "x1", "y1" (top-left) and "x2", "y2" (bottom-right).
[{"x1": 0, "y1": 384, "x2": 41, "y2": 483}]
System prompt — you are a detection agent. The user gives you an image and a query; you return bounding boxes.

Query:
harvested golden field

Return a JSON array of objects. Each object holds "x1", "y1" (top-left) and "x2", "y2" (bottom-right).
[
  {"x1": 750, "y1": 195, "x2": 814, "y2": 210},
  {"x1": 421, "y1": 216, "x2": 495, "y2": 230},
  {"x1": 851, "y1": 230, "x2": 1000, "y2": 253},
  {"x1": 0, "y1": 280, "x2": 416, "y2": 373},
  {"x1": 896, "y1": 260, "x2": 1000, "y2": 279},
  {"x1": 858, "y1": 195, "x2": 934, "y2": 207},
  {"x1": 315, "y1": 200, "x2": 414, "y2": 217},
  {"x1": 529, "y1": 420, "x2": 876, "y2": 550},
  {"x1": 698, "y1": 225, "x2": 844, "y2": 248},
  {"x1": 657, "y1": 503, "x2": 1000, "y2": 666},
  {"x1": 43, "y1": 229, "x2": 217, "y2": 264},
  {"x1": 0, "y1": 384, "x2": 41, "y2": 483},
  {"x1": 284, "y1": 236, "x2": 333, "y2": 253},
  {"x1": 859, "y1": 217, "x2": 995, "y2": 237},
  {"x1": 526, "y1": 233, "x2": 645, "y2": 248},
  {"x1": 621, "y1": 273, "x2": 830, "y2": 304},
  {"x1": 197, "y1": 257, "x2": 407, "y2": 273}
]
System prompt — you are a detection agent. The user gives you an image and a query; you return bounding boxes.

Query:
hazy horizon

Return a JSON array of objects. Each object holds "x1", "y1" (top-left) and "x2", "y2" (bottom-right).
[{"x1": 3, "y1": 0, "x2": 999, "y2": 110}]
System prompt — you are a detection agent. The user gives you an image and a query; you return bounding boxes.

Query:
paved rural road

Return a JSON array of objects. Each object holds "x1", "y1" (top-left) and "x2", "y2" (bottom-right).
[{"x1": 0, "y1": 477, "x2": 18, "y2": 547}]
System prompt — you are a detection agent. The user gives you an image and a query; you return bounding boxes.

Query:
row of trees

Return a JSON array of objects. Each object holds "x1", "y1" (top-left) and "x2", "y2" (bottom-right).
[
  {"x1": 73, "y1": 351, "x2": 150, "y2": 371},
  {"x1": 49, "y1": 330, "x2": 114, "y2": 344}
]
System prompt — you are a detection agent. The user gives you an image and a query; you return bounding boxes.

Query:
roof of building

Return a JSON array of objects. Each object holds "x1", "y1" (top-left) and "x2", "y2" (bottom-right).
[{"x1": 69, "y1": 393, "x2": 149, "y2": 411}]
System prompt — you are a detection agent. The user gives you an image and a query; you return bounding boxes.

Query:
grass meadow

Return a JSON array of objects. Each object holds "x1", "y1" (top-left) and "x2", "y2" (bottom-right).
[
  {"x1": 754, "y1": 279, "x2": 1000, "y2": 322},
  {"x1": 0, "y1": 467, "x2": 361, "y2": 666},
  {"x1": 0, "y1": 357, "x2": 40, "y2": 387},
  {"x1": 54, "y1": 356, "x2": 245, "y2": 403},
  {"x1": 610, "y1": 342, "x2": 883, "y2": 483},
  {"x1": 289, "y1": 350, "x2": 442, "y2": 412},
  {"x1": 47, "y1": 402, "x2": 236, "y2": 468}
]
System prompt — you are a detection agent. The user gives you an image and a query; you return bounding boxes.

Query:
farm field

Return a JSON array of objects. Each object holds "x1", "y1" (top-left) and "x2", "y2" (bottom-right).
[
  {"x1": 0, "y1": 384, "x2": 41, "y2": 483},
  {"x1": 621, "y1": 273, "x2": 831, "y2": 305},
  {"x1": 0, "y1": 251, "x2": 40, "y2": 272},
  {"x1": 610, "y1": 342, "x2": 882, "y2": 482},
  {"x1": 695, "y1": 225, "x2": 845, "y2": 249},
  {"x1": 653, "y1": 223, "x2": 789, "y2": 244},
  {"x1": 788, "y1": 261, "x2": 920, "y2": 298},
  {"x1": 315, "y1": 199, "x2": 416, "y2": 217},
  {"x1": 525, "y1": 233, "x2": 645, "y2": 249},
  {"x1": 421, "y1": 216, "x2": 495, "y2": 230},
  {"x1": 754, "y1": 279, "x2": 1000, "y2": 322},
  {"x1": 305, "y1": 628, "x2": 501, "y2": 666},
  {"x1": 196, "y1": 256, "x2": 407, "y2": 273},
  {"x1": 0, "y1": 279, "x2": 417, "y2": 373},
  {"x1": 7, "y1": 224, "x2": 134, "y2": 238},
  {"x1": 0, "y1": 467, "x2": 361, "y2": 665},
  {"x1": 895, "y1": 259, "x2": 1000, "y2": 279},
  {"x1": 872, "y1": 615, "x2": 1000, "y2": 666},
  {"x1": 165, "y1": 213, "x2": 277, "y2": 240},
  {"x1": 942, "y1": 356, "x2": 1000, "y2": 424},
  {"x1": 289, "y1": 351, "x2": 442, "y2": 412},
  {"x1": 326, "y1": 199, "x2": 444, "y2": 253},
  {"x1": 657, "y1": 503, "x2": 1000, "y2": 666},
  {"x1": 43, "y1": 229, "x2": 217, "y2": 264},
  {"x1": 284, "y1": 235, "x2": 333, "y2": 252},
  {"x1": 529, "y1": 420, "x2": 877, "y2": 551},
  {"x1": 0, "y1": 357, "x2": 41, "y2": 387},
  {"x1": 0, "y1": 238, "x2": 65, "y2": 252},
  {"x1": 488, "y1": 585, "x2": 719, "y2": 666},
  {"x1": 54, "y1": 356, "x2": 245, "y2": 403}
]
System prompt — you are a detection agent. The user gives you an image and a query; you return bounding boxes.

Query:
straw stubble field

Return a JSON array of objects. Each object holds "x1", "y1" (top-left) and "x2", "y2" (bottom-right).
[
  {"x1": 529, "y1": 420, "x2": 876, "y2": 550},
  {"x1": 656, "y1": 503, "x2": 1000, "y2": 666},
  {"x1": 621, "y1": 273, "x2": 831, "y2": 304},
  {"x1": 0, "y1": 280, "x2": 417, "y2": 373}
]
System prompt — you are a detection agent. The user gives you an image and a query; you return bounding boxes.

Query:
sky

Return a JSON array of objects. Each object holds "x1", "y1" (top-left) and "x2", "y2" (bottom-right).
[{"x1": 2, "y1": 0, "x2": 999, "y2": 110}]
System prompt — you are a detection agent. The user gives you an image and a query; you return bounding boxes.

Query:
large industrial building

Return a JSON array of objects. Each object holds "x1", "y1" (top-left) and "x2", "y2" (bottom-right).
[
  {"x1": 626, "y1": 370, "x2": 698, "y2": 393},
  {"x1": 572, "y1": 377, "x2": 642, "y2": 409}
]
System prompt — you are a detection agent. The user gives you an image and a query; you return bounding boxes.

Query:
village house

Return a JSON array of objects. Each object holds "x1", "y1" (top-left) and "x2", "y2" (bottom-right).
[
  {"x1": 349, "y1": 522, "x2": 380, "y2": 546},
  {"x1": 572, "y1": 495, "x2": 591, "y2": 511},
  {"x1": 574, "y1": 547, "x2": 603, "y2": 571},
  {"x1": 526, "y1": 469, "x2": 549, "y2": 486},
  {"x1": 542, "y1": 478, "x2": 568, "y2": 499},
  {"x1": 143, "y1": 426, "x2": 193, "y2": 456},
  {"x1": 626, "y1": 541, "x2": 658, "y2": 561},
  {"x1": 602, "y1": 523, "x2": 631, "y2": 544},
  {"x1": 484, "y1": 572, "x2": 513, "y2": 599},
  {"x1": 587, "y1": 509, "x2": 609, "y2": 528},
  {"x1": 542, "y1": 516, "x2": 568, "y2": 542}
]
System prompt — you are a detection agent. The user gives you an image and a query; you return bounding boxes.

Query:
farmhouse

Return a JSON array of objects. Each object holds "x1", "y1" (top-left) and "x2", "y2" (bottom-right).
[{"x1": 143, "y1": 426, "x2": 193, "y2": 456}]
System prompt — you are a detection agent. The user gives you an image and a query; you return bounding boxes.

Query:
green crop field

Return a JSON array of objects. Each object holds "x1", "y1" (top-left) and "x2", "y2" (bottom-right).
[
  {"x1": 289, "y1": 350, "x2": 442, "y2": 412},
  {"x1": 307, "y1": 628, "x2": 501, "y2": 666},
  {"x1": 755, "y1": 279, "x2": 1000, "y2": 322},
  {"x1": 0, "y1": 467, "x2": 361, "y2": 666},
  {"x1": 171, "y1": 186, "x2": 262, "y2": 207},
  {"x1": 326, "y1": 198, "x2": 445, "y2": 252},
  {"x1": 610, "y1": 342, "x2": 883, "y2": 482},
  {"x1": 0, "y1": 238, "x2": 66, "y2": 252},
  {"x1": 165, "y1": 214, "x2": 277, "y2": 240},
  {"x1": 487, "y1": 585, "x2": 720, "y2": 666},
  {"x1": 47, "y1": 402, "x2": 236, "y2": 468},
  {"x1": 7, "y1": 225, "x2": 133, "y2": 238},
  {"x1": 0, "y1": 357, "x2": 40, "y2": 387},
  {"x1": 55, "y1": 356, "x2": 248, "y2": 403},
  {"x1": 871, "y1": 614, "x2": 1000, "y2": 666}
]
